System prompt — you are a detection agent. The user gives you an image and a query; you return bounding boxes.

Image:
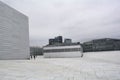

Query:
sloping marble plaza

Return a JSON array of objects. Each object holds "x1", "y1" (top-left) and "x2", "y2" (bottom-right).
[{"x1": 0, "y1": 51, "x2": 120, "y2": 80}]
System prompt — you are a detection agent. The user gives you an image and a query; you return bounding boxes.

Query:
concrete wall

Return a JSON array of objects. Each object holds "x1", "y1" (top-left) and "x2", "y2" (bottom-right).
[
  {"x1": 0, "y1": 1, "x2": 30, "y2": 60},
  {"x1": 83, "y1": 51, "x2": 120, "y2": 64}
]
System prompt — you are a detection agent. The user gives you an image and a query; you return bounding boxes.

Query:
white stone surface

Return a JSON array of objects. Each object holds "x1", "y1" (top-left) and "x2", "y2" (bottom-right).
[
  {"x1": 0, "y1": 1, "x2": 29, "y2": 60},
  {"x1": 0, "y1": 51, "x2": 120, "y2": 80},
  {"x1": 84, "y1": 51, "x2": 120, "y2": 64}
]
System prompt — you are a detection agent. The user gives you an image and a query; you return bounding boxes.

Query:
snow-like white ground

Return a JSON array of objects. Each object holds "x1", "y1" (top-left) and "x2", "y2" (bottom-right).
[
  {"x1": 0, "y1": 51, "x2": 120, "y2": 80},
  {"x1": 84, "y1": 51, "x2": 120, "y2": 64}
]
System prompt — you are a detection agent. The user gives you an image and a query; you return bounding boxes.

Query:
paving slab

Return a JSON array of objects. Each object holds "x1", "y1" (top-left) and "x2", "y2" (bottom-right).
[{"x1": 0, "y1": 55, "x2": 120, "y2": 80}]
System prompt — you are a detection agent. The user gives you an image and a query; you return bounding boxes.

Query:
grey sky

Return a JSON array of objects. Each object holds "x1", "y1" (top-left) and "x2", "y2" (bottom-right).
[{"x1": 1, "y1": 0, "x2": 120, "y2": 46}]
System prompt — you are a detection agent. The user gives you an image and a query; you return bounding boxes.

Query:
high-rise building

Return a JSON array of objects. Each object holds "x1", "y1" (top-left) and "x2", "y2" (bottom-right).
[
  {"x1": 49, "y1": 36, "x2": 63, "y2": 45},
  {"x1": 64, "y1": 39, "x2": 72, "y2": 44},
  {"x1": 0, "y1": 1, "x2": 29, "y2": 60},
  {"x1": 55, "y1": 36, "x2": 63, "y2": 44},
  {"x1": 49, "y1": 39, "x2": 55, "y2": 45}
]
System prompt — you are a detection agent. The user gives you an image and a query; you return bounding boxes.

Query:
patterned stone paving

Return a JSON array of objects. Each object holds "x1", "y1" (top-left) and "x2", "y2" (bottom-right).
[{"x1": 0, "y1": 57, "x2": 120, "y2": 80}]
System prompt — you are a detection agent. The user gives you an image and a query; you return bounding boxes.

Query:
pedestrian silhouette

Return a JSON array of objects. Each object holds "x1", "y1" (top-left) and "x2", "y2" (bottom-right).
[
  {"x1": 30, "y1": 54, "x2": 32, "y2": 59},
  {"x1": 33, "y1": 55, "x2": 36, "y2": 59}
]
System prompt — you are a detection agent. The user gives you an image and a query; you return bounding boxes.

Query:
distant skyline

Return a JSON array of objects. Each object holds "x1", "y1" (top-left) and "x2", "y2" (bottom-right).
[{"x1": 1, "y1": 0, "x2": 120, "y2": 46}]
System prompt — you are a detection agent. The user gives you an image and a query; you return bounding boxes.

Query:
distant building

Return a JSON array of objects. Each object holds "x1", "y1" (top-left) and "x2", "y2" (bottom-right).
[
  {"x1": 49, "y1": 39, "x2": 55, "y2": 45},
  {"x1": 43, "y1": 43, "x2": 83, "y2": 58},
  {"x1": 55, "y1": 36, "x2": 63, "y2": 44},
  {"x1": 82, "y1": 38, "x2": 120, "y2": 52},
  {"x1": 45, "y1": 36, "x2": 82, "y2": 58},
  {"x1": 49, "y1": 36, "x2": 63, "y2": 45},
  {"x1": 0, "y1": 1, "x2": 29, "y2": 60},
  {"x1": 64, "y1": 39, "x2": 72, "y2": 44},
  {"x1": 30, "y1": 47, "x2": 43, "y2": 56}
]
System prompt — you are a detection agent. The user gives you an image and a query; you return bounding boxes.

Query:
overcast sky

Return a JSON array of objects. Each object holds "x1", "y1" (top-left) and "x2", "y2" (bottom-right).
[{"x1": 1, "y1": 0, "x2": 120, "y2": 46}]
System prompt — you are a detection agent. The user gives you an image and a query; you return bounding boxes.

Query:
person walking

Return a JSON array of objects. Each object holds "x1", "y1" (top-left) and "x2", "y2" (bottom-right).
[
  {"x1": 30, "y1": 54, "x2": 32, "y2": 59},
  {"x1": 33, "y1": 55, "x2": 36, "y2": 60}
]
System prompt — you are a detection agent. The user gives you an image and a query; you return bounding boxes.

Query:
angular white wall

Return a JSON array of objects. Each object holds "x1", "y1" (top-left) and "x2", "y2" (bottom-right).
[{"x1": 0, "y1": 1, "x2": 30, "y2": 60}]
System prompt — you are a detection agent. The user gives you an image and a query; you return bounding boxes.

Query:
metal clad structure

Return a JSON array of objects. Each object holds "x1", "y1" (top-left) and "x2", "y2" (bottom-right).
[{"x1": 43, "y1": 45, "x2": 83, "y2": 58}]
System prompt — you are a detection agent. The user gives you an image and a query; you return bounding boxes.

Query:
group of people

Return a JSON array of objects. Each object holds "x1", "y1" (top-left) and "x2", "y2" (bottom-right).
[{"x1": 30, "y1": 54, "x2": 37, "y2": 59}]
